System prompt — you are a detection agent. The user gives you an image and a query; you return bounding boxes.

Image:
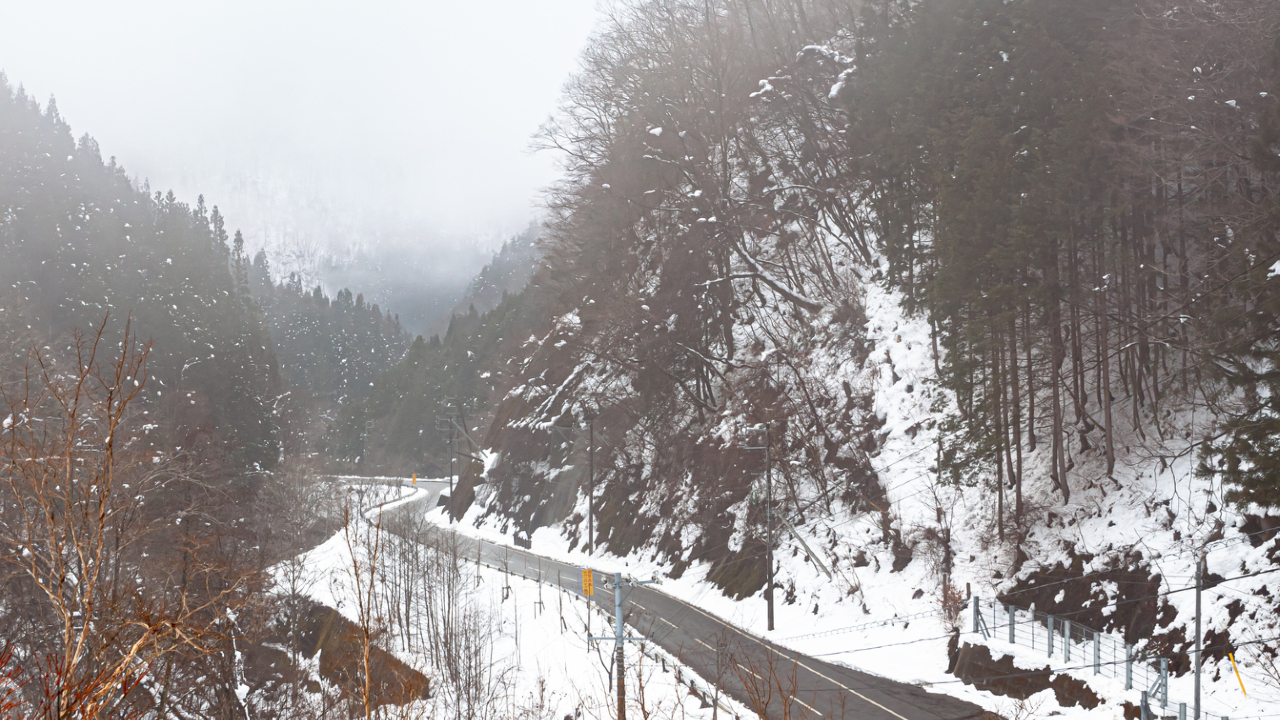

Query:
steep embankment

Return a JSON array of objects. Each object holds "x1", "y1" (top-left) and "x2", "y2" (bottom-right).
[
  {"x1": 434, "y1": 0, "x2": 1280, "y2": 716},
  {"x1": 458, "y1": 263, "x2": 1280, "y2": 717}
]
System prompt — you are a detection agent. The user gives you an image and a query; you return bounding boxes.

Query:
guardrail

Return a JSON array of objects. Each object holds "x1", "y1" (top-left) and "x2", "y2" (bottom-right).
[
  {"x1": 350, "y1": 483, "x2": 744, "y2": 718},
  {"x1": 634, "y1": 636, "x2": 742, "y2": 719},
  {"x1": 968, "y1": 597, "x2": 1228, "y2": 720},
  {"x1": 509, "y1": 552, "x2": 743, "y2": 720}
]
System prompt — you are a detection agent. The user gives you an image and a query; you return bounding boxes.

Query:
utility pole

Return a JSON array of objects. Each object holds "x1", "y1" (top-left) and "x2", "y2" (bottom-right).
[
  {"x1": 449, "y1": 421, "x2": 456, "y2": 522},
  {"x1": 1194, "y1": 553, "x2": 1204, "y2": 719},
  {"x1": 765, "y1": 425, "x2": 774, "y2": 632},
  {"x1": 438, "y1": 398, "x2": 462, "y2": 524},
  {"x1": 588, "y1": 414, "x2": 595, "y2": 554},
  {"x1": 440, "y1": 397, "x2": 486, "y2": 524},
  {"x1": 614, "y1": 571, "x2": 625, "y2": 720},
  {"x1": 745, "y1": 424, "x2": 774, "y2": 632},
  {"x1": 587, "y1": 570, "x2": 657, "y2": 720}
]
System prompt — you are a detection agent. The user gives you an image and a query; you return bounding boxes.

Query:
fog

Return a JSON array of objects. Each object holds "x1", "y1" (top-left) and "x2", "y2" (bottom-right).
[{"x1": 0, "y1": 0, "x2": 602, "y2": 277}]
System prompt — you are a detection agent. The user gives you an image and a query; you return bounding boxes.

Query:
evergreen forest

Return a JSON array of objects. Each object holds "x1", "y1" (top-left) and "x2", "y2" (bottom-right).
[{"x1": 3, "y1": 0, "x2": 1280, "y2": 717}]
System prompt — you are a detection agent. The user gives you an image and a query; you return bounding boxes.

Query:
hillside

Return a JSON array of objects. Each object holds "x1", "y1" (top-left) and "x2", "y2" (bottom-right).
[
  {"x1": 444, "y1": 223, "x2": 542, "y2": 323},
  {"x1": 0, "y1": 77, "x2": 413, "y2": 474},
  {"x1": 0, "y1": 73, "x2": 429, "y2": 719},
  {"x1": 0, "y1": 78, "x2": 279, "y2": 472},
  {"x1": 4, "y1": 0, "x2": 1280, "y2": 717},
  {"x1": 420, "y1": 0, "x2": 1280, "y2": 716}
]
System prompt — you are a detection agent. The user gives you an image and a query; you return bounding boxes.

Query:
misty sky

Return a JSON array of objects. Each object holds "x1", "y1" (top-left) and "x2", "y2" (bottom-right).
[{"x1": 0, "y1": 0, "x2": 602, "y2": 259}]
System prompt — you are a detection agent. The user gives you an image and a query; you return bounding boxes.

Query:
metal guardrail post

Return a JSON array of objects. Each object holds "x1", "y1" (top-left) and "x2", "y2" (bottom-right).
[
  {"x1": 987, "y1": 598, "x2": 1208, "y2": 716},
  {"x1": 972, "y1": 596, "x2": 980, "y2": 634},
  {"x1": 1047, "y1": 615, "x2": 1055, "y2": 657},
  {"x1": 1126, "y1": 644, "x2": 1134, "y2": 690},
  {"x1": 1160, "y1": 658, "x2": 1169, "y2": 708}
]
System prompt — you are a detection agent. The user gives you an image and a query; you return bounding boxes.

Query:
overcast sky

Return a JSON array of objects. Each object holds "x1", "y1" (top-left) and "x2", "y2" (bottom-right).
[{"x1": 0, "y1": 0, "x2": 602, "y2": 257}]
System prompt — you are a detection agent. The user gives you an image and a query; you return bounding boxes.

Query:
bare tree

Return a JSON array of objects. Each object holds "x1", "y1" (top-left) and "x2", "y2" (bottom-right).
[
  {"x1": 337, "y1": 500, "x2": 387, "y2": 720},
  {"x1": 732, "y1": 647, "x2": 816, "y2": 720},
  {"x1": 0, "y1": 317, "x2": 252, "y2": 719}
]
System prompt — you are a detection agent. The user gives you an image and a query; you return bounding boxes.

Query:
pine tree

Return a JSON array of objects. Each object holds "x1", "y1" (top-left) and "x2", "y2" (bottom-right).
[{"x1": 1201, "y1": 46, "x2": 1280, "y2": 506}]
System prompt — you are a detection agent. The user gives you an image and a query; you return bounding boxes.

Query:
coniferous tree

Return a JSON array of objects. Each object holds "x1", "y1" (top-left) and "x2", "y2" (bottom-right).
[{"x1": 1201, "y1": 38, "x2": 1280, "y2": 505}]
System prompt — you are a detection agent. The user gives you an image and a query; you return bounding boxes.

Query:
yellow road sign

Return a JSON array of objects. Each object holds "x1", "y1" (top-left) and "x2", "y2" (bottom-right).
[{"x1": 582, "y1": 568, "x2": 594, "y2": 596}]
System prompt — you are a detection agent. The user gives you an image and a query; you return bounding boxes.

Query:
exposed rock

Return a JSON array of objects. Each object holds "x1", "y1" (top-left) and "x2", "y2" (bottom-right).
[{"x1": 950, "y1": 641, "x2": 1101, "y2": 709}]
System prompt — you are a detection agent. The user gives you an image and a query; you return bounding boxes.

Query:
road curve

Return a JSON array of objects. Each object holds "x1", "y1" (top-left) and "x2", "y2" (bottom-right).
[{"x1": 369, "y1": 480, "x2": 985, "y2": 720}]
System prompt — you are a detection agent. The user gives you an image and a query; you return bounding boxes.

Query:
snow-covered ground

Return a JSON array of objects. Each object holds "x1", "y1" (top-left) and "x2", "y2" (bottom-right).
[
  {"x1": 286, "y1": 258, "x2": 1279, "y2": 720},
  {"x1": 437, "y1": 267, "x2": 1280, "y2": 720},
  {"x1": 279, "y1": 483, "x2": 742, "y2": 720}
]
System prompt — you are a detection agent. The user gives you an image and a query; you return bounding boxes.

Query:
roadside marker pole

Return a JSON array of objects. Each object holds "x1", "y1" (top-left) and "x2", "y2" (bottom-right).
[
  {"x1": 583, "y1": 568, "x2": 593, "y2": 636},
  {"x1": 559, "y1": 570, "x2": 567, "y2": 632},
  {"x1": 1229, "y1": 653, "x2": 1246, "y2": 696}
]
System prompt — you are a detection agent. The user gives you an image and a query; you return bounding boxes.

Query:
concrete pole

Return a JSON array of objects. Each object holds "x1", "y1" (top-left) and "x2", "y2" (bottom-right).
[
  {"x1": 589, "y1": 417, "x2": 595, "y2": 554},
  {"x1": 765, "y1": 425, "x2": 775, "y2": 632},
  {"x1": 615, "y1": 572, "x2": 626, "y2": 720},
  {"x1": 449, "y1": 423, "x2": 456, "y2": 523},
  {"x1": 1194, "y1": 555, "x2": 1203, "y2": 719}
]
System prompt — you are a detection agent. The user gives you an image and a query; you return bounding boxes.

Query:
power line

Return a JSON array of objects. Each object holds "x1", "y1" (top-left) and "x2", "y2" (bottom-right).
[
  {"x1": 780, "y1": 630, "x2": 1280, "y2": 710},
  {"x1": 401, "y1": 483, "x2": 1279, "y2": 689},
  {"x1": 758, "y1": 567, "x2": 1280, "y2": 669},
  {"x1": 924, "y1": 631, "x2": 1280, "y2": 688},
  {"x1": 996, "y1": 525, "x2": 1280, "y2": 601},
  {"x1": 809, "y1": 631, "x2": 958, "y2": 657},
  {"x1": 425, "y1": 493, "x2": 1278, "y2": 718},
  {"x1": 489, "y1": 483, "x2": 1276, "y2": 649},
  {"x1": 1022, "y1": 566, "x2": 1280, "y2": 627},
  {"x1": 777, "y1": 609, "x2": 936, "y2": 641}
]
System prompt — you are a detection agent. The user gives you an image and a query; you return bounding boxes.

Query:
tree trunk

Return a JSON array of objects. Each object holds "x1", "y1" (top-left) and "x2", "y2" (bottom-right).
[
  {"x1": 1048, "y1": 252, "x2": 1070, "y2": 504},
  {"x1": 1099, "y1": 235, "x2": 1116, "y2": 477},
  {"x1": 1008, "y1": 314, "x2": 1023, "y2": 524},
  {"x1": 1024, "y1": 300, "x2": 1036, "y2": 451}
]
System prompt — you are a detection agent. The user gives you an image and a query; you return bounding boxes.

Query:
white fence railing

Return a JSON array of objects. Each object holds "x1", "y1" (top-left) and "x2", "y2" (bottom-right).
[{"x1": 969, "y1": 597, "x2": 1229, "y2": 720}]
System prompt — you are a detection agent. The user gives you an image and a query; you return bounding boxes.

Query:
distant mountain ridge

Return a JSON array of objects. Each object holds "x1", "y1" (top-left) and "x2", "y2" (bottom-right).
[
  {"x1": 436, "y1": 224, "x2": 541, "y2": 334},
  {"x1": 0, "y1": 75, "x2": 410, "y2": 474}
]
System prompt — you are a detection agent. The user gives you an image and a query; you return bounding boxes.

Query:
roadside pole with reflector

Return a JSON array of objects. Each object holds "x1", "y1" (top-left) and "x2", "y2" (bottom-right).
[{"x1": 581, "y1": 568, "x2": 594, "y2": 638}]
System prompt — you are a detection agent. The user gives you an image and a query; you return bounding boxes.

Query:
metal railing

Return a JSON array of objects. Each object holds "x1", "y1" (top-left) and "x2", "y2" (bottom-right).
[{"x1": 968, "y1": 597, "x2": 1229, "y2": 720}]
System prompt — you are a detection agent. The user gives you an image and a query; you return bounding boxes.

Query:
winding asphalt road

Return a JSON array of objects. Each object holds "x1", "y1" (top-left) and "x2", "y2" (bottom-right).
[{"x1": 359, "y1": 479, "x2": 985, "y2": 720}]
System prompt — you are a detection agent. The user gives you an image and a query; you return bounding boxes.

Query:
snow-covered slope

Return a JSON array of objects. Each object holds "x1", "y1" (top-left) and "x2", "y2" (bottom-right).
[
  {"x1": 275, "y1": 483, "x2": 736, "y2": 720},
  {"x1": 456, "y1": 255, "x2": 1280, "y2": 719}
]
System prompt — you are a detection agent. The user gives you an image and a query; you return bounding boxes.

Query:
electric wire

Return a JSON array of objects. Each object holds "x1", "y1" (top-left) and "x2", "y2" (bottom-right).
[
  {"x1": 920, "y1": 632, "x2": 1280, "y2": 688},
  {"x1": 384, "y1": 482, "x2": 1280, "y2": 676},
  {"x1": 383, "y1": 480, "x2": 1280, "y2": 718},
  {"x1": 994, "y1": 525, "x2": 1280, "y2": 601},
  {"x1": 770, "y1": 567, "x2": 1280, "y2": 668}
]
